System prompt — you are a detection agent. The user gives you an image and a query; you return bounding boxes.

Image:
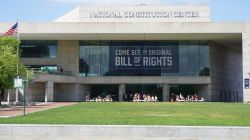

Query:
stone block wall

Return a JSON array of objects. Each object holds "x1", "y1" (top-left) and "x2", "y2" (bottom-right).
[
  {"x1": 54, "y1": 83, "x2": 90, "y2": 101},
  {"x1": 210, "y1": 41, "x2": 243, "y2": 102},
  {"x1": 28, "y1": 82, "x2": 46, "y2": 102}
]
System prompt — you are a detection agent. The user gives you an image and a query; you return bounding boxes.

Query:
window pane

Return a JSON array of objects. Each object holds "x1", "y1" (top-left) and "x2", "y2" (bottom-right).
[
  {"x1": 179, "y1": 42, "x2": 188, "y2": 76},
  {"x1": 188, "y1": 43, "x2": 200, "y2": 76},
  {"x1": 21, "y1": 40, "x2": 57, "y2": 58},
  {"x1": 100, "y1": 41, "x2": 109, "y2": 76},
  {"x1": 199, "y1": 44, "x2": 210, "y2": 76},
  {"x1": 79, "y1": 42, "x2": 90, "y2": 77},
  {"x1": 79, "y1": 40, "x2": 210, "y2": 77},
  {"x1": 89, "y1": 41, "x2": 101, "y2": 76}
]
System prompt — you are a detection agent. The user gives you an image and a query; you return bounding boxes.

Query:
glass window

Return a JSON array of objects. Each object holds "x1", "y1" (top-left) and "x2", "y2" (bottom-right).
[
  {"x1": 26, "y1": 65, "x2": 57, "y2": 74},
  {"x1": 188, "y1": 42, "x2": 200, "y2": 76},
  {"x1": 21, "y1": 40, "x2": 57, "y2": 58},
  {"x1": 89, "y1": 45, "x2": 101, "y2": 76},
  {"x1": 79, "y1": 43, "x2": 90, "y2": 77},
  {"x1": 178, "y1": 42, "x2": 189, "y2": 76},
  {"x1": 199, "y1": 44, "x2": 210, "y2": 76},
  {"x1": 100, "y1": 41, "x2": 109, "y2": 76},
  {"x1": 79, "y1": 40, "x2": 210, "y2": 77}
]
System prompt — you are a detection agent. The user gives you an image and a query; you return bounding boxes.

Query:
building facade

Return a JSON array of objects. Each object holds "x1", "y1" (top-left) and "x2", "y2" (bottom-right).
[{"x1": 1, "y1": 5, "x2": 250, "y2": 102}]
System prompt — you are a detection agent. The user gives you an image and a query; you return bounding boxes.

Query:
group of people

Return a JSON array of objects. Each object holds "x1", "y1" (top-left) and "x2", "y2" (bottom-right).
[
  {"x1": 131, "y1": 93, "x2": 158, "y2": 102},
  {"x1": 85, "y1": 94, "x2": 113, "y2": 102},
  {"x1": 85, "y1": 93, "x2": 204, "y2": 102},
  {"x1": 170, "y1": 93, "x2": 205, "y2": 102}
]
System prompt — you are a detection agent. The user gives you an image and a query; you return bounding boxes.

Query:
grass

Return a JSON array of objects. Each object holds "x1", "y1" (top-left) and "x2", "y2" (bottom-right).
[{"x1": 0, "y1": 102, "x2": 250, "y2": 126}]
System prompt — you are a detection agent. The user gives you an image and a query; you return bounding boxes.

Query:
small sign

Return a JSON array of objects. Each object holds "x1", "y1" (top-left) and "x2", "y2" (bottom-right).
[
  {"x1": 14, "y1": 78, "x2": 23, "y2": 88},
  {"x1": 245, "y1": 78, "x2": 250, "y2": 89}
]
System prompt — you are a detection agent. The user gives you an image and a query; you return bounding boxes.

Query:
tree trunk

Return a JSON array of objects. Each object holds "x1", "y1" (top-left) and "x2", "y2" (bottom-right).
[{"x1": 0, "y1": 88, "x2": 4, "y2": 106}]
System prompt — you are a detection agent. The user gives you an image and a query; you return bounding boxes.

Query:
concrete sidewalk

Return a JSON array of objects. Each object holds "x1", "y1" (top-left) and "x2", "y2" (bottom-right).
[
  {"x1": 0, "y1": 125, "x2": 249, "y2": 140},
  {"x1": 0, "y1": 136, "x2": 242, "y2": 140},
  {"x1": 0, "y1": 102, "x2": 77, "y2": 117}
]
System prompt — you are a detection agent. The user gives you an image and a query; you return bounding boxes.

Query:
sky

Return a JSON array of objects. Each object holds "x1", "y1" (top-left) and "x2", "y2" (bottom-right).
[{"x1": 0, "y1": 0, "x2": 250, "y2": 22}]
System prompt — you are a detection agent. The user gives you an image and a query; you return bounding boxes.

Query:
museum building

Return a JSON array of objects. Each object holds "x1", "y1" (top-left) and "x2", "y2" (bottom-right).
[{"x1": 1, "y1": 5, "x2": 250, "y2": 102}]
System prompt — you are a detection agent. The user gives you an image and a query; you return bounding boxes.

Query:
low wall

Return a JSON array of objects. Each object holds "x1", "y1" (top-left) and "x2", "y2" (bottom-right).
[{"x1": 0, "y1": 125, "x2": 249, "y2": 139}]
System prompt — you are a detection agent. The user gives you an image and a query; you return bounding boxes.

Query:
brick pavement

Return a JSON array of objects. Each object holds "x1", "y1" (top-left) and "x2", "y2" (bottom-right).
[{"x1": 0, "y1": 102, "x2": 77, "y2": 117}]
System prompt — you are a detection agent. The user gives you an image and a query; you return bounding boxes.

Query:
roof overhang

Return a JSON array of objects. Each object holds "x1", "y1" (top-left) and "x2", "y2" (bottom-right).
[{"x1": 0, "y1": 22, "x2": 246, "y2": 41}]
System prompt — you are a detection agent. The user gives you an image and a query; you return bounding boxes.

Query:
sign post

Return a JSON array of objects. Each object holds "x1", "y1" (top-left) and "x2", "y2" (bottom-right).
[
  {"x1": 14, "y1": 77, "x2": 23, "y2": 103},
  {"x1": 14, "y1": 78, "x2": 23, "y2": 88},
  {"x1": 14, "y1": 77, "x2": 26, "y2": 115}
]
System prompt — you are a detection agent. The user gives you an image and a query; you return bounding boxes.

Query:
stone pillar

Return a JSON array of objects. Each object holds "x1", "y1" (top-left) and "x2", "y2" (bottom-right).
[
  {"x1": 162, "y1": 84, "x2": 170, "y2": 102},
  {"x1": 45, "y1": 81, "x2": 54, "y2": 102},
  {"x1": 82, "y1": 84, "x2": 91, "y2": 102},
  {"x1": 73, "y1": 84, "x2": 90, "y2": 101},
  {"x1": 243, "y1": 32, "x2": 250, "y2": 103},
  {"x1": 57, "y1": 41, "x2": 79, "y2": 76},
  {"x1": 119, "y1": 84, "x2": 125, "y2": 102}
]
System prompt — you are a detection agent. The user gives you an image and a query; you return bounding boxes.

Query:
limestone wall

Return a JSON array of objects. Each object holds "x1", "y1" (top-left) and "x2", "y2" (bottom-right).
[
  {"x1": 28, "y1": 82, "x2": 46, "y2": 102},
  {"x1": 210, "y1": 42, "x2": 243, "y2": 102},
  {"x1": 54, "y1": 83, "x2": 90, "y2": 102}
]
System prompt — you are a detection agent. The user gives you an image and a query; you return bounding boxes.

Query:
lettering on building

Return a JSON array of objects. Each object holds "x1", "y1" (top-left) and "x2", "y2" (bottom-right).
[
  {"x1": 109, "y1": 46, "x2": 179, "y2": 73},
  {"x1": 90, "y1": 11, "x2": 200, "y2": 19}
]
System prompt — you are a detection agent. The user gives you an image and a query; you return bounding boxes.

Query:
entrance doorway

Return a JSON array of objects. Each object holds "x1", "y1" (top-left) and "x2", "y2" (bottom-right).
[
  {"x1": 125, "y1": 84, "x2": 162, "y2": 101},
  {"x1": 90, "y1": 84, "x2": 119, "y2": 101},
  {"x1": 170, "y1": 85, "x2": 199, "y2": 101}
]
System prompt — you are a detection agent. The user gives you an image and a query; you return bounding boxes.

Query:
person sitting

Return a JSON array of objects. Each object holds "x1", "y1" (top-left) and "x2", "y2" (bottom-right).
[
  {"x1": 186, "y1": 95, "x2": 192, "y2": 102},
  {"x1": 85, "y1": 95, "x2": 90, "y2": 102},
  {"x1": 151, "y1": 96, "x2": 155, "y2": 102},
  {"x1": 96, "y1": 96, "x2": 102, "y2": 102},
  {"x1": 190, "y1": 95, "x2": 195, "y2": 101},
  {"x1": 179, "y1": 93, "x2": 185, "y2": 100},
  {"x1": 170, "y1": 93, "x2": 175, "y2": 102},
  {"x1": 176, "y1": 94, "x2": 185, "y2": 102},
  {"x1": 133, "y1": 93, "x2": 139, "y2": 102},
  {"x1": 198, "y1": 97, "x2": 205, "y2": 102},
  {"x1": 89, "y1": 97, "x2": 95, "y2": 102},
  {"x1": 194, "y1": 94, "x2": 199, "y2": 102},
  {"x1": 154, "y1": 95, "x2": 158, "y2": 102}
]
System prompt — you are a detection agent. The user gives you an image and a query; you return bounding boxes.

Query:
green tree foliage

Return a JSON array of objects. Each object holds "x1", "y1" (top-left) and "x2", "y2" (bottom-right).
[{"x1": 0, "y1": 37, "x2": 26, "y2": 106}]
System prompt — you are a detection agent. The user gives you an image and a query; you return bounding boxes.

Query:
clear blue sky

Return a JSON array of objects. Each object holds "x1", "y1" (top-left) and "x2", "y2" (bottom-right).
[{"x1": 0, "y1": 0, "x2": 249, "y2": 22}]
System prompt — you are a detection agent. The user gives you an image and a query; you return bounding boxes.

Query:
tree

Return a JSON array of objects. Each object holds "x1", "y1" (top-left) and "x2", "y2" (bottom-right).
[{"x1": 0, "y1": 37, "x2": 26, "y2": 106}]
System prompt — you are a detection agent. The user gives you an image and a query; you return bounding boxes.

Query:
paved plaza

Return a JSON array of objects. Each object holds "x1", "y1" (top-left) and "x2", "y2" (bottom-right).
[{"x1": 0, "y1": 102, "x2": 77, "y2": 117}]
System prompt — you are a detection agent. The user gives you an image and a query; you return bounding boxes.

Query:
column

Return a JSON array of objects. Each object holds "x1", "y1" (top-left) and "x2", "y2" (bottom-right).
[
  {"x1": 162, "y1": 84, "x2": 170, "y2": 102},
  {"x1": 197, "y1": 84, "x2": 211, "y2": 102},
  {"x1": 45, "y1": 81, "x2": 54, "y2": 102},
  {"x1": 73, "y1": 84, "x2": 90, "y2": 101},
  {"x1": 243, "y1": 32, "x2": 250, "y2": 103},
  {"x1": 119, "y1": 84, "x2": 125, "y2": 102}
]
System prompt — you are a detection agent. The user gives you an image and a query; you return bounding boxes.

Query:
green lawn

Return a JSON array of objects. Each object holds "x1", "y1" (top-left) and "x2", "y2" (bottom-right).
[{"x1": 0, "y1": 102, "x2": 250, "y2": 126}]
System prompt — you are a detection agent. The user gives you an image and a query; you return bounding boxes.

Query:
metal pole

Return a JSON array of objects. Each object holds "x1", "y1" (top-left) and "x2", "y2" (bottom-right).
[
  {"x1": 23, "y1": 70, "x2": 29, "y2": 116},
  {"x1": 15, "y1": 20, "x2": 20, "y2": 104},
  {"x1": 23, "y1": 84, "x2": 25, "y2": 116},
  {"x1": 17, "y1": 20, "x2": 19, "y2": 76}
]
